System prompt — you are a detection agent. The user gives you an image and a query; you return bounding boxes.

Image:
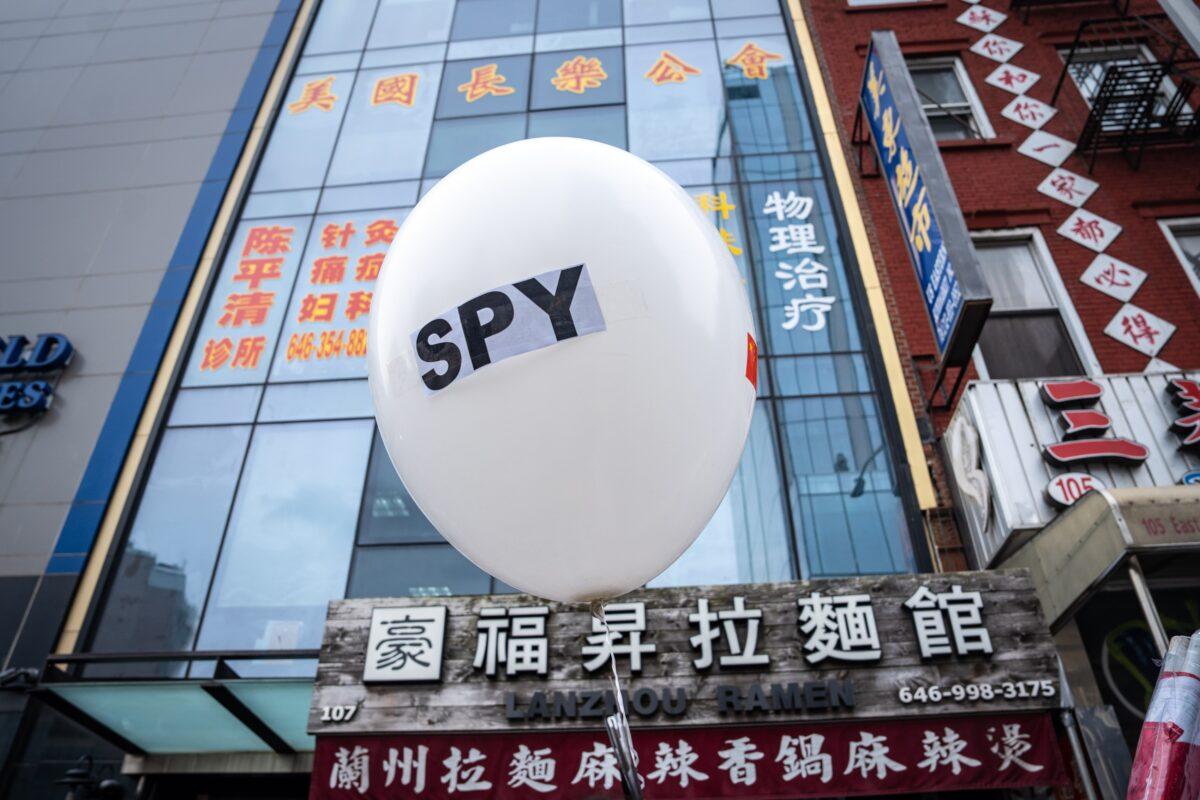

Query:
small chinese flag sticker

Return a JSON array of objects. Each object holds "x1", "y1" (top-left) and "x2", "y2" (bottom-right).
[{"x1": 745, "y1": 333, "x2": 758, "y2": 390}]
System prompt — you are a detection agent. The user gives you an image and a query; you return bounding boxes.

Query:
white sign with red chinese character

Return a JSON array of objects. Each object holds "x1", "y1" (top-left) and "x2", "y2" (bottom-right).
[
  {"x1": 1104, "y1": 303, "x2": 1176, "y2": 357},
  {"x1": 1079, "y1": 254, "x2": 1146, "y2": 302},
  {"x1": 1016, "y1": 131, "x2": 1074, "y2": 167},
  {"x1": 969, "y1": 34, "x2": 1023, "y2": 63},
  {"x1": 956, "y1": 6, "x2": 1006, "y2": 33},
  {"x1": 1056, "y1": 208, "x2": 1121, "y2": 253},
  {"x1": 1000, "y1": 96, "x2": 1056, "y2": 130},
  {"x1": 1036, "y1": 168, "x2": 1098, "y2": 209},
  {"x1": 984, "y1": 63, "x2": 1039, "y2": 95}
]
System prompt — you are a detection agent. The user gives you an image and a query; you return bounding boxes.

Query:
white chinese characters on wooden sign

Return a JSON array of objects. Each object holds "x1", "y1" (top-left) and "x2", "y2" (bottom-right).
[
  {"x1": 1036, "y1": 168, "x2": 1098, "y2": 208},
  {"x1": 1000, "y1": 95, "x2": 1057, "y2": 130},
  {"x1": 956, "y1": 5, "x2": 1006, "y2": 33},
  {"x1": 969, "y1": 34, "x2": 1023, "y2": 63},
  {"x1": 1057, "y1": 208, "x2": 1121, "y2": 253},
  {"x1": 1103, "y1": 302, "x2": 1177, "y2": 357},
  {"x1": 984, "y1": 63, "x2": 1039, "y2": 95},
  {"x1": 1017, "y1": 130, "x2": 1075, "y2": 167},
  {"x1": 1079, "y1": 254, "x2": 1146, "y2": 302},
  {"x1": 364, "y1": 605, "x2": 448, "y2": 683}
]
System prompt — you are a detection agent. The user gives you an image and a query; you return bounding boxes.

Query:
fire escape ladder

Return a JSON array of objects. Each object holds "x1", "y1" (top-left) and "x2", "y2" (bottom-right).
[{"x1": 1052, "y1": 14, "x2": 1200, "y2": 171}]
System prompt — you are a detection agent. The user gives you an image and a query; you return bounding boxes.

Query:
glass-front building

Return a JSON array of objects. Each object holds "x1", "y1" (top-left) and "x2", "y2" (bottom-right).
[{"x1": 82, "y1": 0, "x2": 924, "y2": 671}]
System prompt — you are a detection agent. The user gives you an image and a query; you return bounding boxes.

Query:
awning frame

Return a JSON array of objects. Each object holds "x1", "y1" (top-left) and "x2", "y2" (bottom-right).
[{"x1": 37, "y1": 649, "x2": 319, "y2": 756}]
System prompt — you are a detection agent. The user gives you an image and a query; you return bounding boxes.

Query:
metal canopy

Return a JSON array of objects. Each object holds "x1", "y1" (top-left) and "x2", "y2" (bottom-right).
[
  {"x1": 35, "y1": 651, "x2": 317, "y2": 756},
  {"x1": 999, "y1": 486, "x2": 1200, "y2": 630}
]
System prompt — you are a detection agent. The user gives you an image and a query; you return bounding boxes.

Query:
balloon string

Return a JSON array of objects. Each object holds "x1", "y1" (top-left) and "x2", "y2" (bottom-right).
[{"x1": 591, "y1": 601, "x2": 643, "y2": 800}]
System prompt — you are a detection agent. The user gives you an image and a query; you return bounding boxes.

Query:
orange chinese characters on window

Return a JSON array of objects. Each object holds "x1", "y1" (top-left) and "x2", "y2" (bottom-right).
[
  {"x1": 645, "y1": 51, "x2": 701, "y2": 85},
  {"x1": 218, "y1": 292, "x2": 274, "y2": 327},
  {"x1": 724, "y1": 42, "x2": 782, "y2": 80},
  {"x1": 552, "y1": 56, "x2": 607, "y2": 94},
  {"x1": 200, "y1": 338, "x2": 233, "y2": 371},
  {"x1": 321, "y1": 221, "x2": 356, "y2": 249},
  {"x1": 299, "y1": 292, "x2": 338, "y2": 323},
  {"x1": 231, "y1": 336, "x2": 266, "y2": 369},
  {"x1": 364, "y1": 218, "x2": 398, "y2": 246},
  {"x1": 372, "y1": 73, "x2": 419, "y2": 107},
  {"x1": 288, "y1": 76, "x2": 338, "y2": 113},
  {"x1": 458, "y1": 64, "x2": 516, "y2": 102},
  {"x1": 345, "y1": 290, "x2": 373, "y2": 322},
  {"x1": 356, "y1": 252, "x2": 384, "y2": 281},
  {"x1": 311, "y1": 256, "x2": 347, "y2": 285},
  {"x1": 242, "y1": 225, "x2": 294, "y2": 257},
  {"x1": 234, "y1": 258, "x2": 283, "y2": 290}
]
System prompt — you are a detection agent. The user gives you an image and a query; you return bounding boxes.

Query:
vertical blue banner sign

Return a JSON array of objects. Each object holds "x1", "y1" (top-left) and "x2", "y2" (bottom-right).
[{"x1": 859, "y1": 31, "x2": 991, "y2": 367}]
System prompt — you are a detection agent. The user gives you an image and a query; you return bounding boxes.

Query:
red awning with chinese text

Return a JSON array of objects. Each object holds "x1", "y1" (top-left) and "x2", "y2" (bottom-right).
[{"x1": 310, "y1": 713, "x2": 1065, "y2": 799}]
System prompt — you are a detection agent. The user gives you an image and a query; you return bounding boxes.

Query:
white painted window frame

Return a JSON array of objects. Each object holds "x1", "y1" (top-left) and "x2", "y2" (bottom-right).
[
  {"x1": 969, "y1": 227, "x2": 1102, "y2": 379},
  {"x1": 1059, "y1": 43, "x2": 1183, "y2": 112},
  {"x1": 1159, "y1": 215, "x2": 1200, "y2": 301},
  {"x1": 905, "y1": 55, "x2": 997, "y2": 140}
]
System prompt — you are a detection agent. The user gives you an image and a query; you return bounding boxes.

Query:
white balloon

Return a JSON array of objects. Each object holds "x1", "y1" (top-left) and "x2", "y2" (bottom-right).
[{"x1": 368, "y1": 137, "x2": 756, "y2": 603}]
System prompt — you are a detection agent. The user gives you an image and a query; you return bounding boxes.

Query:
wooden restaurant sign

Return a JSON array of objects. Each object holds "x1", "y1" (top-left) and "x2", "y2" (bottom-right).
[{"x1": 309, "y1": 570, "x2": 1065, "y2": 799}]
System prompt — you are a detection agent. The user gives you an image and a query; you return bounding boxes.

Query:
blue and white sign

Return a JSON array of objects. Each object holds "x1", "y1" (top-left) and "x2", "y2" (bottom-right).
[{"x1": 859, "y1": 32, "x2": 991, "y2": 367}]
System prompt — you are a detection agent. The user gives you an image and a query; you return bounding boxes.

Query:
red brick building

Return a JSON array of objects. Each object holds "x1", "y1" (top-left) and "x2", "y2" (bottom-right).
[{"x1": 799, "y1": 0, "x2": 1199, "y2": 566}]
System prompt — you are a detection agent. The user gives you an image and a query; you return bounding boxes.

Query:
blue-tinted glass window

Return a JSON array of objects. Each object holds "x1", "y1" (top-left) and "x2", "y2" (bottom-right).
[
  {"x1": 327, "y1": 63, "x2": 443, "y2": 185},
  {"x1": 537, "y1": 0, "x2": 621, "y2": 33},
  {"x1": 195, "y1": 420, "x2": 373, "y2": 652},
  {"x1": 424, "y1": 113, "x2": 526, "y2": 176},
  {"x1": 358, "y1": 430, "x2": 442, "y2": 544},
  {"x1": 531, "y1": 47, "x2": 623, "y2": 109},
  {"x1": 779, "y1": 396, "x2": 914, "y2": 577},
  {"x1": 623, "y1": 0, "x2": 710, "y2": 26},
  {"x1": 305, "y1": 0, "x2": 377, "y2": 54},
  {"x1": 347, "y1": 545, "x2": 492, "y2": 597},
  {"x1": 719, "y1": 35, "x2": 815, "y2": 155},
  {"x1": 254, "y1": 72, "x2": 355, "y2": 191},
  {"x1": 744, "y1": 181, "x2": 865, "y2": 356},
  {"x1": 88, "y1": 426, "x2": 251, "y2": 670},
  {"x1": 437, "y1": 55, "x2": 530, "y2": 117},
  {"x1": 527, "y1": 105, "x2": 626, "y2": 148},
  {"x1": 451, "y1": 0, "x2": 535, "y2": 40},
  {"x1": 625, "y1": 40, "x2": 726, "y2": 161},
  {"x1": 369, "y1": 0, "x2": 456, "y2": 49},
  {"x1": 650, "y1": 401, "x2": 790, "y2": 587}
]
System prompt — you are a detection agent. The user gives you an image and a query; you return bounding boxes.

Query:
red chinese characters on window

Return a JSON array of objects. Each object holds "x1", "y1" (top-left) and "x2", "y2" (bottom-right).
[
  {"x1": 311, "y1": 256, "x2": 348, "y2": 285},
  {"x1": 322, "y1": 221, "x2": 357, "y2": 249},
  {"x1": 243, "y1": 225, "x2": 294, "y2": 257},
  {"x1": 645, "y1": 51, "x2": 701, "y2": 85},
  {"x1": 198, "y1": 224, "x2": 297, "y2": 374},
  {"x1": 724, "y1": 42, "x2": 782, "y2": 81},
  {"x1": 234, "y1": 258, "x2": 283, "y2": 290},
  {"x1": 372, "y1": 74, "x2": 418, "y2": 107},
  {"x1": 289, "y1": 76, "x2": 337, "y2": 114},
  {"x1": 365, "y1": 218, "x2": 398, "y2": 246},
  {"x1": 299, "y1": 292, "x2": 339, "y2": 323},
  {"x1": 356, "y1": 252, "x2": 384, "y2": 281},
  {"x1": 201, "y1": 336, "x2": 264, "y2": 371},
  {"x1": 1167, "y1": 379, "x2": 1200, "y2": 448},
  {"x1": 1039, "y1": 379, "x2": 1151, "y2": 467},
  {"x1": 218, "y1": 292, "x2": 275, "y2": 327}
]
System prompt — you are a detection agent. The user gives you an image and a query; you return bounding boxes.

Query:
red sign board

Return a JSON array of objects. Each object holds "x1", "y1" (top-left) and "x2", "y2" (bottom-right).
[{"x1": 311, "y1": 714, "x2": 1064, "y2": 799}]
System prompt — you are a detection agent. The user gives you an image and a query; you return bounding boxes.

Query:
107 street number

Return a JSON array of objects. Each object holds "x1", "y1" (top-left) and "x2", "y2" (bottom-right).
[{"x1": 898, "y1": 680, "x2": 1056, "y2": 704}]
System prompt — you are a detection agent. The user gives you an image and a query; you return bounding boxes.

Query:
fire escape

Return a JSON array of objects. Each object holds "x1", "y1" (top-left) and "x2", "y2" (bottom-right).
[{"x1": 1044, "y1": 12, "x2": 1199, "y2": 171}]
